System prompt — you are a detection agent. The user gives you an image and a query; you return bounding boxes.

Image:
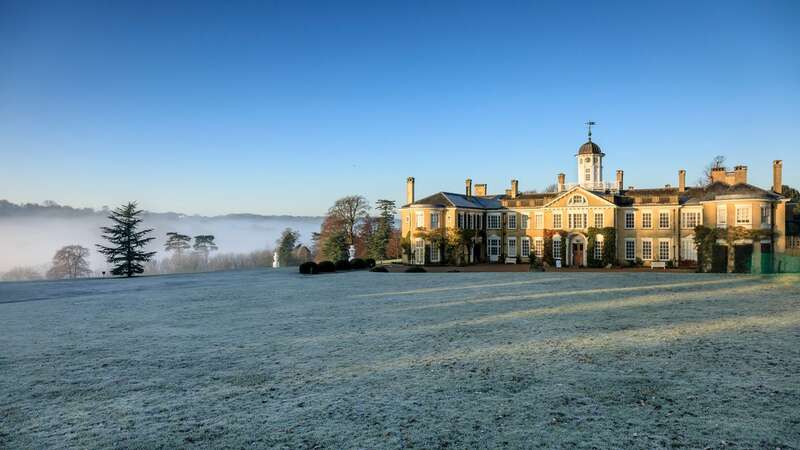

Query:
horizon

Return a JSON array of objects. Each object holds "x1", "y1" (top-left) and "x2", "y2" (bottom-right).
[{"x1": 2, "y1": 0, "x2": 799, "y2": 216}]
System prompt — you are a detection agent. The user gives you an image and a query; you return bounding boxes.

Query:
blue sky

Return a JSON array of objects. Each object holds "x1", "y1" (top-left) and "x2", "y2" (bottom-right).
[{"x1": 1, "y1": 0, "x2": 798, "y2": 216}]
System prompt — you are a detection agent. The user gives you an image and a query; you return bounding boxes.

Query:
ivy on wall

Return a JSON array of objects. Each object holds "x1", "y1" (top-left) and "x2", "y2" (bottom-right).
[{"x1": 587, "y1": 227, "x2": 617, "y2": 267}]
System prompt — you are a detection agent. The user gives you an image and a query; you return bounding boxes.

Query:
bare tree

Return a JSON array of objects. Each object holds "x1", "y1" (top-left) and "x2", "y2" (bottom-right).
[
  {"x1": 327, "y1": 195, "x2": 370, "y2": 246},
  {"x1": 544, "y1": 183, "x2": 558, "y2": 193},
  {"x1": 698, "y1": 155, "x2": 726, "y2": 186},
  {"x1": 47, "y1": 245, "x2": 91, "y2": 279}
]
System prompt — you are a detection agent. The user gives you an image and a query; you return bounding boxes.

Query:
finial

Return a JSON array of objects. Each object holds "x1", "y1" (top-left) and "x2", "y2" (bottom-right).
[{"x1": 585, "y1": 121, "x2": 596, "y2": 141}]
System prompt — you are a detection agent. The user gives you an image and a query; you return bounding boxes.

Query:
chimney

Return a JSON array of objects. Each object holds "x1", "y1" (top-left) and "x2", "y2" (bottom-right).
[
  {"x1": 678, "y1": 170, "x2": 686, "y2": 192},
  {"x1": 475, "y1": 184, "x2": 487, "y2": 196},
  {"x1": 511, "y1": 179, "x2": 519, "y2": 198},
  {"x1": 557, "y1": 173, "x2": 566, "y2": 192},
  {"x1": 733, "y1": 165, "x2": 748, "y2": 184},
  {"x1": 711, "y1": 167, "x2": 726, "y2": 184},
  {"x1": 465, "y1": 178, "x2": 472, "y2": 197},
  {"x1": 406, "y1": 177, "x2": 415, "y2": 204},
  {"x1": 616, "y1": 170, "x2": 624, "y2": 191},
  {"x1": 773, "y1": 160, "x2": 783, "y2": 194}
]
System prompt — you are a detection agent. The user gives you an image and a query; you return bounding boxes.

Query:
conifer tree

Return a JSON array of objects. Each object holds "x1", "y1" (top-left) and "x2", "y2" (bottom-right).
[
  {"x1": 193, "y1": 235, "x2": 218, "y2": 264},
  {"x1": 276, "y1": 228, "x2": 300, "y2": 266},
  {"x1": 96, "y1": 202, "x2": 156, "y2": 277},
  {"x1": 165, "y1": 232, "x2": 192, "y2": 257}
]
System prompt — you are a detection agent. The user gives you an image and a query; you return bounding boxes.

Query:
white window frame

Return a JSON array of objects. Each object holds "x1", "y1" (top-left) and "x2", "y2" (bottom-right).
[
  {"x1": 681, "y1": 210, "x2": 702, "y2": 229},
  {"x1": 569, "y1": 195, "x2": 587, "y2": 205},
  {"x1": 413, "y1": 238, "x2": 425, "y2": 264},
  {"x1": 487, "y1": 213, "x2": 501, "y2": 230},
  {"x1": 681, "y1": 237, "x2": 697, "y2": 262},
  {"x1": 760, "y1": 205, "x2": 771, "y2": 228},
  {"x1": 521, "y1": 237, "x2": 531, "y2": 257},
  {"x1": 534, "y1": 237, "x2": 544, "y2": 258},
  {"x1": 641, "y1": 238, "x2": 653, "y2": 261},
  {"x1": 430, "y1": 212, "x2": 440, "y2": 229},
  {"x1": 415, "y1": 211, "x2": 424, "y2": 228},
  {"x1": 487, "y1": 236, "x2": 501, "y2": 258},
  {"x1": 507, "y1": 237, "x2": 517, "y2": 257},
  {"x1": 624, "y1": 211, "x2": 635, "y2": 229},
  {"x1": 521, "y1": 214, "x2": 529, "y2": 229},
  {"x1": 625, "y1": 238, "x2": 636, "y2": 260},
  {"x1": 735, "y1": 205, "x2": 752, "y2": 227},
  {"x1": 594, "y1": 212, "x2": 604, "y2": 228},
  {"x1": 568, "y1": 212, "x2": 587, "y2": 229},
  {"x1": 553, "y1": 213, "x2": 562, "y2": 229},
  {"x1": 535, "y1": 212, "x2": 544, "y2": 229},
  {"x1": 641, "y1": 210, "x2": 652, "y2": 229},
  {"x1": 430, "y1": 242, "x2": 440, "y2": 263},
  {"x1": 717, "y1": 204, "x2": 727, "y2": 228},
  {"x1": 659, "y1": 210, "x2": 670, "y2": 229},
  {"x1": 507, "y1": 213, "x2": 517, "y2": 230},
  {"x1": 658, "y1": 239, "x2": 671, "y2": 261},
  {"x1": 594, "y1": 235, "x2": 604, "y2": 260},
  {"x1": 553, "y1": 235, "x2": 562, "y2": 260}
]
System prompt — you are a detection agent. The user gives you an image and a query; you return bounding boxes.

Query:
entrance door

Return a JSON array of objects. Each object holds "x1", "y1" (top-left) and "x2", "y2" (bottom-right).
[
  {"x1": 761, "y1": 242, "x2": 774, "y2": 274},
  {"x1": 572, "y1": 242, "x2": 584, "y2": 267},
  {"x1": 488, "y1": 237, "x2": 500, "y2": 262}
]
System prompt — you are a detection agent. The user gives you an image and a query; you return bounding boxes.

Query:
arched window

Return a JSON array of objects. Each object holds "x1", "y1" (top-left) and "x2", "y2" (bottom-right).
[{"x1": 569, "y1": 195, "x2": 587, "y2": 205}]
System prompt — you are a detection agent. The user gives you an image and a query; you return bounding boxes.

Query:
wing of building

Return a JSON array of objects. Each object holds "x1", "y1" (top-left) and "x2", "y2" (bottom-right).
[{"x1": 400, "y1": 136, "x2": 796, "y2": 272}]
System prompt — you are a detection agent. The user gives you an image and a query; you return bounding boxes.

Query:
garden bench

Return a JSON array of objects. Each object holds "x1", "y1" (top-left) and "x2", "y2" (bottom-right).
[
  {"x1": 505, "y1": 257, "x2": 517, "y2": 264},
  {"x1": 650, "y1": 261, "x2": 667, "y2": 270}
]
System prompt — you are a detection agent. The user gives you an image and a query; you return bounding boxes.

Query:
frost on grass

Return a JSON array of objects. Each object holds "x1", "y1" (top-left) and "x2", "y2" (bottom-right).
[{"x1": 1, "y1": 270, "x2": 799, "y2": 448}]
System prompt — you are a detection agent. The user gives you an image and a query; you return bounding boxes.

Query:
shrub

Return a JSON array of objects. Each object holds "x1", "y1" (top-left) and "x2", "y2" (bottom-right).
[
  {"x1": 405, "y1": 266, "x2": 426, "y2": 273},
  {"x1": 350, "y1": 258, "x2": 367, "y2": 270},
  {"x1": 370, "y1": 266, "x2": 389, "y2": 273},
  {"x1": 335, "y1": 259, "x2": 351, "y2": 271},
  {"x1": 365, "y1": 258, "x2": 376, "y2": 268},
  {"x1": 299, "y1": 262, "x2": 319, "y2": 275},
  {"x1": 318, "y1": 261, "x2": 336, "y2": 273}
]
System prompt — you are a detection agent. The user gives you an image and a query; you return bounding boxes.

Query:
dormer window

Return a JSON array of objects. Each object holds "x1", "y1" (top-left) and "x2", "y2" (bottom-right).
[{"x1": 568, "y1": 195, "x2": 588, "y2": 205}]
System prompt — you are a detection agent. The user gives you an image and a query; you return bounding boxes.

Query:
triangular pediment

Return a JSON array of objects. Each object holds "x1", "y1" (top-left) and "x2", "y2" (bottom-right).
[{"x1": 542, "y1": 185, "x2": 616, "y2": 208}]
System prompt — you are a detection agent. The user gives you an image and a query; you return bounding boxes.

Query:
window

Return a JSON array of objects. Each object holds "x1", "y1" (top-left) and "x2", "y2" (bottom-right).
[
  {"x1": 553, "y1": 236, "x2": 562, "y2": 260},
  {"x1": 568, "y1": 213, "x2": 587, "y2": 229},
  {"x1": 659, "y1": 211, "x2": 670, "y2": 229},
  {"x1": 507, "y1": 213, "x2": 517, "y2": 229},
  {"x1": 507, "y1": 237, "x2": 517, "y2": 257},
  {"x1": 569, "y1": 195, "x2": 587, "y2": 205},
  {"x1": 534, "y1": 238, "x2": 544, "y2": 258},
  {"x1": 457, "y1": 213, "x2": 463, "y2": 229},
  {"x1": 553, "y1": 213, "x2": 562, "y2": 229},
  {"x1": 585, "y1": 168, "x2": 591, "y2": 181},
  {"x1": 477, "y1": 215, "x2": 482, "y2": 229},
  {"x1": 658, "y1": 240, "x2": 670, "y2": 261},
  {"x1": 521, "y1": 214, "x2": 529, "y2": 229},
  {"x1": 413, "y1": 239, "x2": 425, "y2": 264},
  {"x1": 624, "y1": 239, "x2": 636, "y2": 260},
  {"x1": 405, "y1": 214, "x2": 410, "y2": 224},
  {"x1": 681, "y1": 238, "x2": 697, "y2": 261},
  {"x1": 430, "y1": 212, "x2": 440, "y2": 229},
  {"x1": 430, "y1": 243, "x2": 440, "y2": 263},
  {"x1": 760, "y1": 205, "x2": 771, "y2": 227},
  {"x1": 682, "y1": 211, "x2": 701, "y2": 229},
  {"x1": 535, "y1": 212, "x2": 544, "y2": 229},
  {"x1": 642, "y1": 212, "x2": 652, "y2": 229},
  {"x1": 735, "y1": 206, "x2": 751, "y2": 226},
  {"x1": 488, "y1": 237, "x2": 500, "y2": 257},
  {"x1": 717, "y1": 205, "x2": 727, "y2": 228},
  {"x1": 521, "y1": 237, "x2": 530, "y2": 257},
  {"x1": 416, "y1": 212, "x2": 424, "y2": 228},
  {"x1": 594, "y1": 212, "x2": 604, "y2": 228},
  {"x1": 625, "y1": 211, "x2": 635, "y2": 229},
  {"x1": 594, "y1": 237, "x2": 603, "y2": 260},
  {"x1": 642, "y1": 239, "x2": 653, "y2": 260},
  {"x1": 487, "y1": 214, "x2": 501, "y2": 229}
]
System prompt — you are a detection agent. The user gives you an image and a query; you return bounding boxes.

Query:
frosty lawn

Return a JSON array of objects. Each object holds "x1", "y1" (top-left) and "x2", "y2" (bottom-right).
[{"x1": 1, "y1": 270, "x2": 799, "y2": 448}]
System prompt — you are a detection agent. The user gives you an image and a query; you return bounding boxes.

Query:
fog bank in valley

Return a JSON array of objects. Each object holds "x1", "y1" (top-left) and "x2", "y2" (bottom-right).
[{"x1": 0, "y1": 200, "x2": 322, "y2": 274}]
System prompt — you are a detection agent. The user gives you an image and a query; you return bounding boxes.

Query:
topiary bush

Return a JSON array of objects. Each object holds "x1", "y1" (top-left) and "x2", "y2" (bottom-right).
[
  {"x1": 350, "y1": 258, "x2": 367, "y2": 270},
  {"x1": 318, "y1": 260, "x2": 336, "y2": 273},
  {"x1": 335, "y1": 259, "x2": 351, "y2": 271},
  {"x1": 365, "y1": 258, "x2": 376, "y2": 268},
  {"x1": 370, "y1": 266, "x2": 389, "y2": 272},
  {"x1": 299, "y1": 261, "x2": 319, "y2": 275},
  {"x1": 405, "y1": 266, "x2": 426, "y2": 273}
]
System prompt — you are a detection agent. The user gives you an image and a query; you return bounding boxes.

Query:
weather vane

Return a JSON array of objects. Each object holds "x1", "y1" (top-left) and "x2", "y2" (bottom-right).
[{"x1": 585, "y1": 121, "x2": 597, "y2": 141}]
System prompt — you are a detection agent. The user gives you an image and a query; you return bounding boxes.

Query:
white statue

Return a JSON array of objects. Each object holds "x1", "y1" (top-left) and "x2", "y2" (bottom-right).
[
  {"x1": 348, "y1": 245, "x2": 356, "y2": 261},
  {"x1": 272, "y1": 252, "x2": 280, "y2": 268}
]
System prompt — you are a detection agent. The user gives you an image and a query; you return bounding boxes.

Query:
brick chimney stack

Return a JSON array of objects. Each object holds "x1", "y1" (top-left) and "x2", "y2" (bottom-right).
[
  {"x1": 557, "y1": 173, "x2": 566, "y2": 192},
  {"x1": 773, "y1": 160, "x2": 783, "y2": 194},
  {"x1": 678, "y1": 170, "x2": 686, "y2": 192},
  {"x1": 475, "y1": 184, "x2": 487, "y2": 196},
  {"x1": 510, "y1": 179, "x2": 519, "y2": 198},
  {"x1": 465, "y1": 178, "x2": 472, "y2": 197},
  {"x1": 615, "y1": 170, "x2": 624, "y2": 191},
  {"x1": 406, "y1": 177, "x2": 415, "y2": 204},
  {"x1": 733, "y1": 165, "x2": 748, "y2": 184}
]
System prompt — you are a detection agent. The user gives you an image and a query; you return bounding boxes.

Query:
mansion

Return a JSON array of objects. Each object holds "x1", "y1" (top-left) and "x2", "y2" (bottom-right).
[{"x1": 400, "y1": 134, "x2": 793, "y2": 270}]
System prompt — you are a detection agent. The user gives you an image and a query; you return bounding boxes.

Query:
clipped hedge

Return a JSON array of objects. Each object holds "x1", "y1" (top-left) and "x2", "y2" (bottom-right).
[
  {"x1": 405, "y1": 266, "x2": 426, "y2": 273},
  {"x1": 370, "y1": 266, "x2": 389, "y2": 273},
  {"x1": 335, "y1": 259, "x2": 351, "y2": 271},
  {"x1": 318, "y1": 261, "x2": 336, "y2": 273},
  {"x1": 350, "y1": 258, "x2": 367, "y2": 270},
  {"x1": 365, "y1": 258, "x2": 376, "y2": 268},
  {"x1": 299, "y1": 262, "x2": 319, "y2": 275}
]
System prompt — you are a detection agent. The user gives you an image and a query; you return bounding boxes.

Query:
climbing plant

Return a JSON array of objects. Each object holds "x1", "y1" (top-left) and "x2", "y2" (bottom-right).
[{"x1": 587, "y1": 227, "x2": 617, "y2": 267}]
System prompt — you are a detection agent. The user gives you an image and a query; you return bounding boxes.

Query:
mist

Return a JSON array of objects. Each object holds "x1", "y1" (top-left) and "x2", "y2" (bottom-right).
[{"x1": 0, "y1": 200, "x2": 322, "y2": 274}]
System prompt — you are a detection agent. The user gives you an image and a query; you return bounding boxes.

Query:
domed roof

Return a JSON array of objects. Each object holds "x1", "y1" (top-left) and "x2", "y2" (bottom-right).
[{"x1": 578, "y1": 140, "x2": 603, "y2": 155}]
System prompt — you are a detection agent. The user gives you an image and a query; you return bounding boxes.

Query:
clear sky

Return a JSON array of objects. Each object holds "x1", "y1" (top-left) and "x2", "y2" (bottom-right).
[{"x1": 1, "y1": 0, "x2": 798, "y2": 216}]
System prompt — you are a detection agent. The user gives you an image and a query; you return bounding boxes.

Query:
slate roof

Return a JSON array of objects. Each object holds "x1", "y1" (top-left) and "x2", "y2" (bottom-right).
[{"x1": 405, "y1": 192, "x2": 504, "y2": 209}]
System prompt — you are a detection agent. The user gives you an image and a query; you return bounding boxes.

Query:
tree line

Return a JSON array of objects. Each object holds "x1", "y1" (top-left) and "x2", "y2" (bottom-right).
[{"x1": 312, "y1": 196, "x2": 400, "y2": 262}]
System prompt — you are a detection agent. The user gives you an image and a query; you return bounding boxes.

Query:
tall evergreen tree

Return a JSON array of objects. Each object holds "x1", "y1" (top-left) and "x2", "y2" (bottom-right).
[
  {"x1": 97, "y1": 202, "x2": 156, "y2": 277},
  {"x1": 193, "y1": 235, "x2": 218, "y2": 264},
  {"x1": 370, "y1": 199, "x2": 396, "y2": 260},
  {"x1": 276, "y1": 228, "x2": 300, "y2": 266}
]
